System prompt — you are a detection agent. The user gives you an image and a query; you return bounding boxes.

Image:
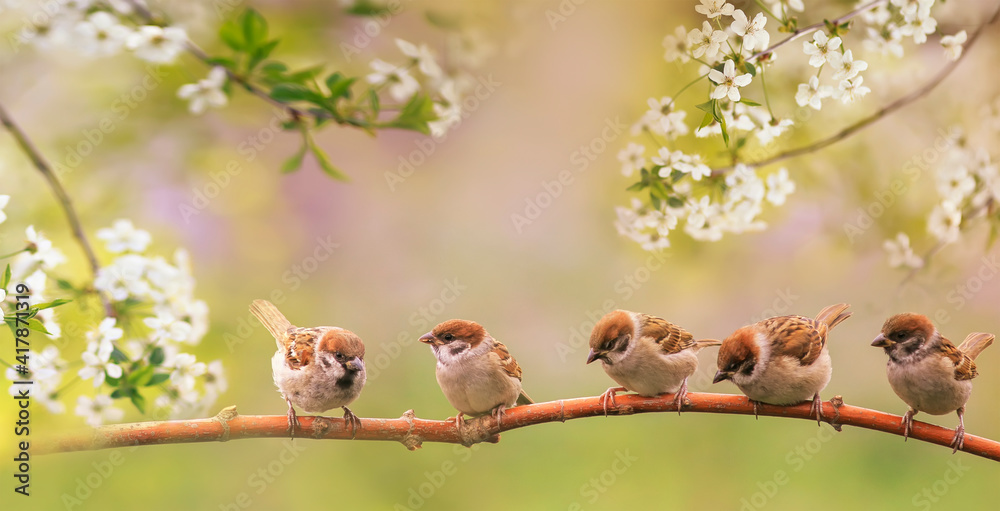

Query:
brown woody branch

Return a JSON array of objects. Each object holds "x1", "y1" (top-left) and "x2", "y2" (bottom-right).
[
  {"x1": 0, "y1": 102, "x2": 115, "y2": 318},
  {"x1": 714, "y1": 1, "x2": 1000, "y2": 175},
  {"x1": 36, "y1": 392, "x2": 1000, "y2": 461}
]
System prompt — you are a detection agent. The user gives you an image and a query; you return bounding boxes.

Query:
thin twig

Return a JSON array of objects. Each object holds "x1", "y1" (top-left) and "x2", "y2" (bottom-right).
[
  {"x1": 0, "y1": 102, "x2": 114, "y2": 318},
  {"x1": 715, "y1": 2, "x2": 1000, "y2": 175},
  {"x1": 749, "y1": 0, "x2": 887, "y2": 62},
  {"x1": 35, "y1": 393, "x2": 1000, "y2": 461}
]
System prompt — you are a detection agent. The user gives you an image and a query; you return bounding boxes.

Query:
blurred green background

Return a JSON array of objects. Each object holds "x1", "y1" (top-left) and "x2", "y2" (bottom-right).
[{"x1": 2, "y1": 0, "x2": 999, "y2": 509}]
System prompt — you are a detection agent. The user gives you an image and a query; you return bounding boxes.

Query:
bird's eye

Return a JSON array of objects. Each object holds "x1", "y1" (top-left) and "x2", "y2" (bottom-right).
[
  {"x1": 443, "y1": 333, "x2": 454, "y2": 341},
  {"x1": 892, "y1": 332, "x2": 906, "y2": 340},
  {"x1": 334, "y1": 352, "x2": 344, "y2": 360},
  {"x1": 601, "y1": 340, "x2": 615, "y2": 351}
]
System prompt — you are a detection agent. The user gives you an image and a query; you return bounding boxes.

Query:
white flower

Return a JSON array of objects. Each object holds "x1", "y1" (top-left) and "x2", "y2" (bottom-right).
[
  {"x1": 25, "y1": 226, "x2": 66, "y2": 270},
  {"x1": 695, "y1": 0, "x2": 735, "y2": 18},
  {"x1": 883, "y1": 233, "x2": 923, "y2": 269},
  {"x1": 685, "y1": 196, "x2": 723, "y2": 241},
  {"x1": 662, "y1": 26, "x2": 691, "y2": 63},
  {"x1": 97, "y1": 219, "x2": 152, "y2": 253},
  {"x1": 767, "y1": 0, "x2": 804, "y2": 13},
  {"x1": 125, "y1": 25, "x2": 187, "y2": 64},
  {"x1": 203, "y1": 360, "x2": 227, "y2": 396},
  {"x1": 614, "y1": 198, "x2": 679, "y2": 251},
  {"x1": 79, "y1": 333, "x2": 124, "y2": 388},
  {"x1": 936, "y1": 165, "x2": 976, "y2": 203},
  {"x1": 941, "y1": 30, "x2": 967, "y2": 61},
  {"x1": 169, "y1": 353, "x2": 206, "y2": 392},
  {"x1": 396, "y1": 39, "x2": 442, "y2": 80},
  {"x1": 144, "y1": 311, "x2": 194, "y2": 344},
  {"x1": 0, "y1": 195, "x2": 9, "y2": 224},
  {"x1": 641, "y1": 97, "x2": 688, "y2": 138},
  {"x1": 709, "y1": 59, "x2": 752, "y2": 102},
  {"x1": 177, "y1": 67, "x2": 228, "y2": 115},
  {"x1": 828, "y1": 49, "x2": 868, "y2": 81},
  {"x1": 688, "y1": 21, "x2": 728, "y2": 60},
  {"x1": 731, "y1": 11, "x2": 769, "y2": 52},
  {"x1": 803, "y1": 32, "x2": 842, "y2": 68},
  {"x1": 725, "y1": 165, "x2": 765, "y2": 203},
  {"x1": 796, "y1": 76, "x2": 833, "y2": 110},
  {"x1": 75, "y1": 395, "x2": 124, "y2": 427},
  {"x1": 927, "y1": 201, "x2": 962, "y2": 244},
  {"x1": 900, "y1": 10, "x2": 937, "y2": 44},
  {"x1": 863, "y1": 26, "x2": 905, "y2": 58},
  {"x1": 74, "y1": 11, "x2": 131, "y2": 57},
  {"x1": 765, "y1": 168, "x2": 795, "y2": 205},
  {"x1": 366, "y1": 59, "x2": 420, "y2": 102},
  {"x1": 838, "y1": 76, "x2": 871, "y2": 103},
  {"x1": 618, "y1": 143, "x2": 647, "y2": 177}
]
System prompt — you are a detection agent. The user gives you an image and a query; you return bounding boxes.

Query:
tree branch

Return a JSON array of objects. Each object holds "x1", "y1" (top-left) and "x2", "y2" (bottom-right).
[
  {"x1": 749, "y1": 0, "x2": 887, "y2": 62},
  {"x1": 714, "y1": 1, "x2": 1000, "y2": 175},
  {"x1": 35, "y1": 392, "x2": 1000, "y2": 461},
  {"x1": 0, "y1": 101, "x2": 115, "y2": 318}
]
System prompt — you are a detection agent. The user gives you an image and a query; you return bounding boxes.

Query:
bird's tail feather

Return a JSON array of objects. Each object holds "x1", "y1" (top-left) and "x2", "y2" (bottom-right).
[
  {"x1": 958, "y1": 332, "x2": 994, "y2": 360},
  {"x1": 814, "y1": 303, "x2": 852, "y2": 331},
  {"x1": 250, "y1": 299, "x2": 293, "y2": 348}
]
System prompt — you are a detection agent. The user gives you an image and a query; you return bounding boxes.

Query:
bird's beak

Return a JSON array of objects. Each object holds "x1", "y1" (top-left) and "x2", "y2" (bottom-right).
[
  {"x1": 713, "y1": 370, "x2": 732, "y2": 384},
  {"x1": 871, "y1": 333, "x2": 892, "y2": 348},
  {"x1": 419, "y1": 332, "x2": 438, "y2": 345},
  {"x1": 345, "y1": 357, "x2": 364, "y2": 372},
  {"x1": 586, "y1": 349, "x2": 602, "y2": 364}
]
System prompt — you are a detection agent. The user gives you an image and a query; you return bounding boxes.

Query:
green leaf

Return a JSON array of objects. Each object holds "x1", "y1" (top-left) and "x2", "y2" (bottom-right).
[
  {"x1": 261, "y1": 61, "x2": 288, "y2": 75},
  {"x1": 345, "y1": 0, "x2": 392, "y2": 16},
  {"x1": 712, "y1": 100, "x2": 723, "y2": 122},
  {"x1": 130, "y1": 390, "x2": 146, "y2": 414},
  {"x1": 204, "y1": 56, "x2": 237, "y2": 68},
  {"x1": 110, "y1": 347, "x2": 129, "y2": 364},
  {"x1": 110, "y1": 388, "x2": 129, "y2": 399},
  {"x1": 1, "y1": 264, "x2": 10, "y2": 289},
  {"x1": 625, "y1": 181, "x2": 646, "y2": 192},
  {"x1": 367, "y1": 88, "x2": 380, "y2": 116},
  {"x1": 55, "y1": 278, "x2": 75, "y2": 291},
  {"x1": 147, "y1": 373, "x2": 170, "y2": 386},
  {"x1": 281, "y1": 140, "x2": 308, "y2": 174},
  {"x1": 219, "y1": 19, "x2": 245, "y2": 52},
  {"x1": 241, "y1": 9, "x2": 268, "y2": 50},
  {"x1": 306, "y1": 134, "x2": 349, "y2": 181},
  {"x1": 720, "y1": 115, "x2": 730, "y2": 147},
  {"x1": 744, "y1": 62, "x2": 756, "y2": 77},
  {"x1": 739, "y1": 98, "x2": 761, "y2": 107},
  {"x1": 149, "y1": 347, "x2": 166, "y2": 366},
  {"x1": 699, "y1": 110, "x2": 715, "y2": 129},
  {"x1": 667, "y1": 196, "x2": 685, "y2": 208},
  {"x1": 283, "y1": 66, "x2": 325, "y2": 85},
  {"x1": 695, "y1": 99, "x2": 715, "y2": 114},
  {"x1": 32, "y1": 298, "x2": 72, "y2": 311},
  {"x1": 247, "y1": 40, "x2": 279, "y2": 72},
  {"x1": 269, "y1": 83, "x2": 325, "y2": 104},
  {"x1": 325, "y1": 72, "x2": 356, "y2": 101},
  {"x1": 24, "y1": 317, "x2": 50, "y2": 335},
  {"x1": 387, "y1": 93, "x2": 436, "y2": 133},
  {"x1": 128, "y1": 364, "x2": 155, "y2": 387}
]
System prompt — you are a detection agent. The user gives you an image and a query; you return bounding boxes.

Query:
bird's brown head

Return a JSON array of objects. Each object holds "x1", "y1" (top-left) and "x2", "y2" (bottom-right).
[
  {"x1": 587, "y1": 310, "x2": 635, "y2": 365},
  {"x1": 872, "y1": 313, "x2": 935, "y2": 355},
  {"x1": 419, "y1": 319, "x2": 487, "y2": 347},
  {"x1": 714, "y1": 327, "x2": 758, "y2": 383}
]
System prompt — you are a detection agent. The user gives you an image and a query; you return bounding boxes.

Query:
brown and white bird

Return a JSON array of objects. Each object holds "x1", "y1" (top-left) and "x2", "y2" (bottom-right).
[
  {"x1": 587, "y1": 309, "x2": 721, "y2": 413},
  {"x1": 714, "y1": 303, "x2": 852, "y2": 422},
  {"x1": 419, "y1": 319, "x2": 533, "y2": 426},
  {"x1": 872, "y1": 313, "x2": 994, "y2": 452},
  {"x1": 250, "y1": 299, "x2": 366, "y2": 436}
]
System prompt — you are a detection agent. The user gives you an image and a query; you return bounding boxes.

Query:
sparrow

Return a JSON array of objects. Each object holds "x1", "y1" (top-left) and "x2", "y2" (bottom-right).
[
  {"x1": 586, "y1": 309, "x2": 721, "y2": 413},
  {"x1": 250, "y1": 299, "x2": 366, "y2": 436},
  {"x1": 419, "y1": 319, "x2": 533, "y2": 427},
  {"x1": 872, "y1": 313, "x2": 994, "y2": 452},
  {"x1": 714, "y1": 303, "x2": 852, "y2": 423}
]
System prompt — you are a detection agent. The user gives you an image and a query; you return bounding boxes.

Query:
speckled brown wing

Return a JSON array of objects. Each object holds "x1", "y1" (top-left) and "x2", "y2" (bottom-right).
[
  {"x1": 761, "y1": 315, "x2": 826, "y2": 366},
  {"x1": 491, "y1": 339, "x2": 523, "y2": 381},
  {"x1": 940, "y1": 335, "x2": 979, "y2": 381},
  {"x1": 637, "y1": 314, "x2": 696, "y2": 355},
  {"x1": 282, "y1": 327, "x2": 323, "y2": 370}
]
